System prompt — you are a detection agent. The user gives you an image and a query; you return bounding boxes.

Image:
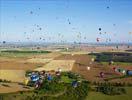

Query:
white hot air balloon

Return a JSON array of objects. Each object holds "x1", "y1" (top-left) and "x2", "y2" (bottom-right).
[{"x1": 87, "y1": 66, "x2": 91, "y2": 70}]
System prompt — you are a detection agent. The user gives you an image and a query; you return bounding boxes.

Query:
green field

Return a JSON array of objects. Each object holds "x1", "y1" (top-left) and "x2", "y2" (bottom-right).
[
  {"x1": 0, "y1": 50, "x2": 51, "y2": 58},
  {"x1": 86, "y1": 87, "x2": 132, "y2": 100}
]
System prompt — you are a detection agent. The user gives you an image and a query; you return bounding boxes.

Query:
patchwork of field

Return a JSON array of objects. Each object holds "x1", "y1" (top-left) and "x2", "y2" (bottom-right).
[
  {"x1": 0, "y1": 48, "x2": 132, "y2": 94},
  {"x1": 0, "y1": 51, "x2": 132, "y2": 83},
  {"x1": 0, "y1": 52, "x2": 61, "y2": 70}
]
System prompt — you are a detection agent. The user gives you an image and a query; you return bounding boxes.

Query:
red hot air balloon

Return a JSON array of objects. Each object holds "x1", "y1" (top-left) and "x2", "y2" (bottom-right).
[{"x1": 96, "y1": 38, "x2": 100, "y2": 42}]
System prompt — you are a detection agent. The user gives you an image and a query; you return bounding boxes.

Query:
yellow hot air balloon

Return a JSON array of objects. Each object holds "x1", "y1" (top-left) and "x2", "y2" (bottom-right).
[{"x1": 24, "y1": 78, "x2": 29, "y2": 85}]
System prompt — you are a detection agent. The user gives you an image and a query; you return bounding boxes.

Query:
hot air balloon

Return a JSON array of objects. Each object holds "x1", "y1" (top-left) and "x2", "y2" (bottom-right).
[
  {"x1": 30, "y1": 11, "x2": 33, "y2": 14},
  {"x1": 107, "y1": 6, "x2": 110, "y2": 9},
  {"x1": 100, "y1": 72, "x2": 104, "y2": 78},
  {"x1": 68, "y1": 19, "x2": 71, "y2": 24},
  {"x1": 99, "y1": 32, "x2": 102, "y2": 34},
  {"x1": 3, "y1": 41, "x2": 6, "y2": 44},
  {"x1": 96, "y1": 38, "x2": 100, "y2": 42},
  {"x1": 116, "y1": 45, "x2": 118, "y2": 49},
  {"x1": 99, "y1": 28, "x2": 101, "y2": 31},
  {"x1": 129, "y1": 32, "x2": 132, "y2": 34},
  {"x1": 87, "y1": 66, "x2": 91, "y2": 70},
  {"x1": 113, "y1": 24, "x2": 116, "y2": 26},
  {"x1": 39, "y1": 28, "x2": 42, "y2": 30}
]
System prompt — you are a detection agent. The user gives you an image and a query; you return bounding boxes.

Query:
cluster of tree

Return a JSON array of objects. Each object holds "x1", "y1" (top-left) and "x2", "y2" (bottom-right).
[
  {"x1": 33, "y1": 72, "x2": 85, "y2": 95},
  {"x1": 0, "y1": 81, "x2": 89, "y2": 100},
  {"x1": 26, "y1": 81, "x2": 89, "y2": 100},
  {"x1": 96, "y1": 86, "x2": 126, "y2": 95},
  {"x1": 89, "y1": 52, "x2": 132, "y2": 63},
  {"x1": 57, "y1": 81, "x2": 89, "y2": 100},
  {"x1": 0, "y1": 95, "x2": 4, "y2": 100},
  {"x1": 0, "y1": 79, "x2": 11, "y2": 83},
  {"x1": 67, "y1": 72, "x2": 80, "y2": 80},
  {"x1": 35, "y1": 79, "x2": 65, "y2": 94},
  {"x1": 1, "y1": 50, "x2": 51, "y2": 53},
  {"x1": 91, "y1": 81, "x2": 127, "y2": 95},
  {"x1": 92, "y1": 81, "x2": 132, "y2": 87}
]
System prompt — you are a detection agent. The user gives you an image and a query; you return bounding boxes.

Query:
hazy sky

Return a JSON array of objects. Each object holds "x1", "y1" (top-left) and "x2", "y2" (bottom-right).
[{"x1": 0, "y1": 0, "x2": 132, "y2": 43}]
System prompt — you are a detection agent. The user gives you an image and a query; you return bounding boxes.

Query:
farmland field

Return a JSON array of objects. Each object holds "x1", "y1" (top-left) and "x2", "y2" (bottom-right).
[{"x1": 0, "y1": 47, "x2": 132, "y2": 100}]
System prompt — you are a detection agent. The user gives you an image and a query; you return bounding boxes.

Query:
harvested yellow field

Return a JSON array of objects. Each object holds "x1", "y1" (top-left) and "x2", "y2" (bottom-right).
[
  {"x1": 31, "y1": 52, "x2": 61, "y2": 58},
  {"x1": 27, "y1": 58, "x2": 53, "y2": 63},
  {"x1": 0, "y1": 70, "x2": 25, "y2": 83},
  {"x1": 35, "y1": 60, "x2": 75, "y2": 71}
]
